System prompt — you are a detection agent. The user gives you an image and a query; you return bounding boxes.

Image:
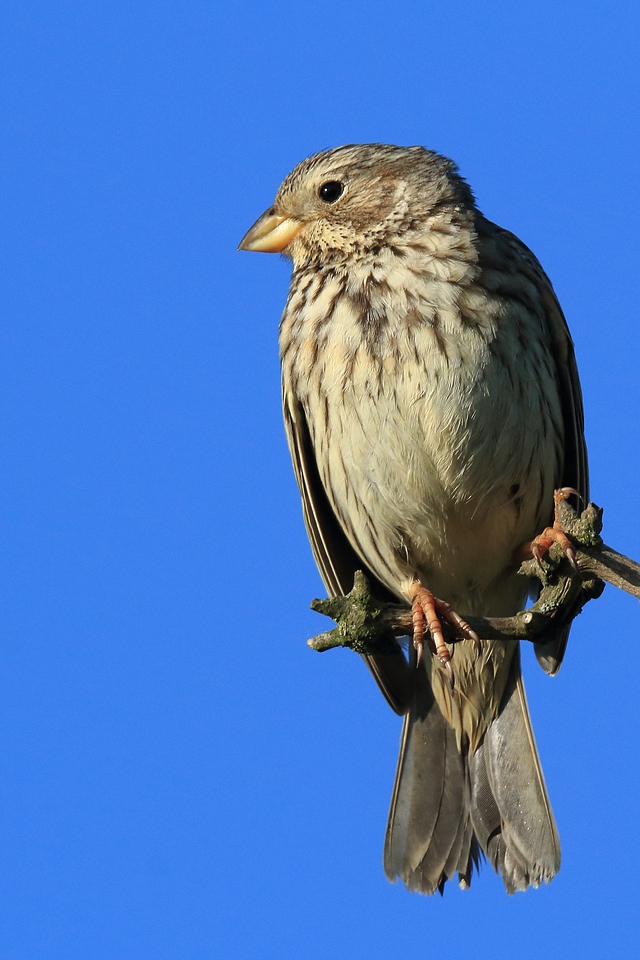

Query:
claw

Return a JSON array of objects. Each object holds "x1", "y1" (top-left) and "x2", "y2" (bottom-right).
[
  {"x1": 514, "y1": 487, "x2": 581, "y2": 569},
  {"x1": 555, "y1": 487, "x2": 581, "y2": 504},
  {"x1": 407, "y1": 583, "x2": 478, "y2": 684},
  {"x1": 564, "y1": 542, "x2": 579, "y2": 573}
]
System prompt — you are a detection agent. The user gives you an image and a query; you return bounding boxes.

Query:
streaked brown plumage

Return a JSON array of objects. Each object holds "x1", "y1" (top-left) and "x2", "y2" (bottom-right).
[{"x1": 239, "y1": 144, "x2": 588, "y2": 894}]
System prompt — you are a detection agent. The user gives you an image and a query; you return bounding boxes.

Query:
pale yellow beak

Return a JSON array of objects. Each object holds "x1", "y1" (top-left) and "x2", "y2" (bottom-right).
[{"x1": 238, "y1": 207, "x2": 303, "y2": 253}]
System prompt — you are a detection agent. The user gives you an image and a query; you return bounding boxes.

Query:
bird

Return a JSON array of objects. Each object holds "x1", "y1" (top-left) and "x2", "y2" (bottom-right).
[{"x1": 238, "y1": 144, "x2": 588, "y2": 895}]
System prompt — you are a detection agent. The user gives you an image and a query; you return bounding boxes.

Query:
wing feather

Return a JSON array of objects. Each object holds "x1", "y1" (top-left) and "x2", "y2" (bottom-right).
[
  {"x1": 282, "y1": 391, "x2": 414, "y2": 714},
  {"x1": 477, "y1": 218, "x2": 589, "y2": 673}
]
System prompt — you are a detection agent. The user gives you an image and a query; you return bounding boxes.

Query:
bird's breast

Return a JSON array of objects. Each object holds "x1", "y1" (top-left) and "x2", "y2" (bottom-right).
[{"x1": 280, "y1": 256, "x2": 563, "y2": 613}]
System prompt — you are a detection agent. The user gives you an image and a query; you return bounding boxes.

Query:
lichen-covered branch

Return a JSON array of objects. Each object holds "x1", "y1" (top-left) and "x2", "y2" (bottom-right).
[
  {"x1": 573, "y1": 545, "x2": 640, "y2": 598},
  {"x1": 307, "y1": 502, "x2": 636, "y2": 656}
]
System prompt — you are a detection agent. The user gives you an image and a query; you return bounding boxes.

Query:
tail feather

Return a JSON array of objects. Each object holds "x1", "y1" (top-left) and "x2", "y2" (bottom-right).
[
  {"x1": 384, "y1": 664, "x2": 473, "y2": 893},
  {"x1": 468, "y1": 738, "x2": 501, "y2": 851},
  {"x1": 411, "y1": 730, "x2": 467, "y2": 889},
  {"x1": 385, "y1": 644, "x2": 560, "y2": 894},
  {"x1": 482, "y1": 646, "x2": 560, "y2": 889},
  {"x1": 534, "y1": 623, "x2": 571, "y2": 676},
  {"x1": 442, "y1": 803, "x2": 474, "y2": 882}
]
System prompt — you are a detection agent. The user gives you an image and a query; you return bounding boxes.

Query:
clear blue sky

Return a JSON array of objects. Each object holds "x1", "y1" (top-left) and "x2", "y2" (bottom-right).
[{"x1": 1, "y1": 2, "x2": 639, "y2": 957}]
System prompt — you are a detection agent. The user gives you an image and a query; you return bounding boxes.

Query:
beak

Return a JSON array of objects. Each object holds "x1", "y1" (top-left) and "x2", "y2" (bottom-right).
[{"x1": 238, "y1": 207, "x2": 303, "y2": 253}]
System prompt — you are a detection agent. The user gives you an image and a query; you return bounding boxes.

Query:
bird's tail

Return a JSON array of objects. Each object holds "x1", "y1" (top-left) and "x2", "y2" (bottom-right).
[{"x1": 383, "y1": 645, "x2": 560, "y2": 894}]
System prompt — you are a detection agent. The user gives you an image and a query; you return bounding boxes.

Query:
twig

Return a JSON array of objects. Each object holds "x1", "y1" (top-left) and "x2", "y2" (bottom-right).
[{"x1": 307, "y1": 502, "x2": 637, "y2": 656}]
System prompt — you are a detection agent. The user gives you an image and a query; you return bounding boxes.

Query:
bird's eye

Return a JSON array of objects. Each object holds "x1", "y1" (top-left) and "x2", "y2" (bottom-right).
[{"x1": 318, "y1": 181, "x2": 344, "y2": 203}]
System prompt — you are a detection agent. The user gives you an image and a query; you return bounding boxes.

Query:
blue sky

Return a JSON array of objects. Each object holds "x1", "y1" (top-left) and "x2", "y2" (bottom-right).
[{"x1": 1, "y1": 1, "x2": 639, "y2": 957}]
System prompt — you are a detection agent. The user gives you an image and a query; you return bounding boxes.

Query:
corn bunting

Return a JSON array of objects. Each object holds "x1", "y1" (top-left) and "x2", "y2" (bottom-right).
[{"x1": 239, "y1": 144, "x2": 587, "y2": 894}]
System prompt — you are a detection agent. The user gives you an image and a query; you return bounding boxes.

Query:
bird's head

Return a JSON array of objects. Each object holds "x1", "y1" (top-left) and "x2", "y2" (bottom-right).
[{"x1": 238, "y1": 144, "x2": 475, "y2": 268}]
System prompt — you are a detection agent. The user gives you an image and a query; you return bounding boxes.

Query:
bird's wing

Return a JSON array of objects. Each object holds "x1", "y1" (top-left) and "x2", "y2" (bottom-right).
[
  {"x1": 534, "y1": 280, "x2": 588, "y2": 673},
  {"x1": 282, "y1": 391, "x2": 414, "y2": 714},
  {"x1": 537, "y1": 281, "x2": 589, "y2": 503},
  {"x1": 478, "y1": 217, "x2": 589, "y2": 673}
]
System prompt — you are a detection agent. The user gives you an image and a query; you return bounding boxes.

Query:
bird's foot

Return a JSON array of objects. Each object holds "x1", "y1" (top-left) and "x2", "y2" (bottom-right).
[
  {"x1": 513, "y1": 487, "x2": 581, "y2": 571},
  {"x1": 406, "y1": 584, "x2": 479, "y2": 680}
]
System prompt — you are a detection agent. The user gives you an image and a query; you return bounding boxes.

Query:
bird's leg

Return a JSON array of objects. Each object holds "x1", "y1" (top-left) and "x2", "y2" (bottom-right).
[
  {"x1": 407, "y1": 583, "x2": 479, "y2": 677},
  {"x1": 513, "y1": 487, "x2": 580, "y2": 571}
]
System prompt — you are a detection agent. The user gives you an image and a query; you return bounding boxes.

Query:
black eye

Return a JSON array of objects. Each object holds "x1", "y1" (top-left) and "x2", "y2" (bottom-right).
[{"x1": 318, "y1": 180, "x2": 344, "y2": 203}]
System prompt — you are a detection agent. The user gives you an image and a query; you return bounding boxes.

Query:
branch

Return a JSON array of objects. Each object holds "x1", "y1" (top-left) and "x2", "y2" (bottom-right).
[{"x1": 307, "y1": 501, "x2": 638, "y2": 655}]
